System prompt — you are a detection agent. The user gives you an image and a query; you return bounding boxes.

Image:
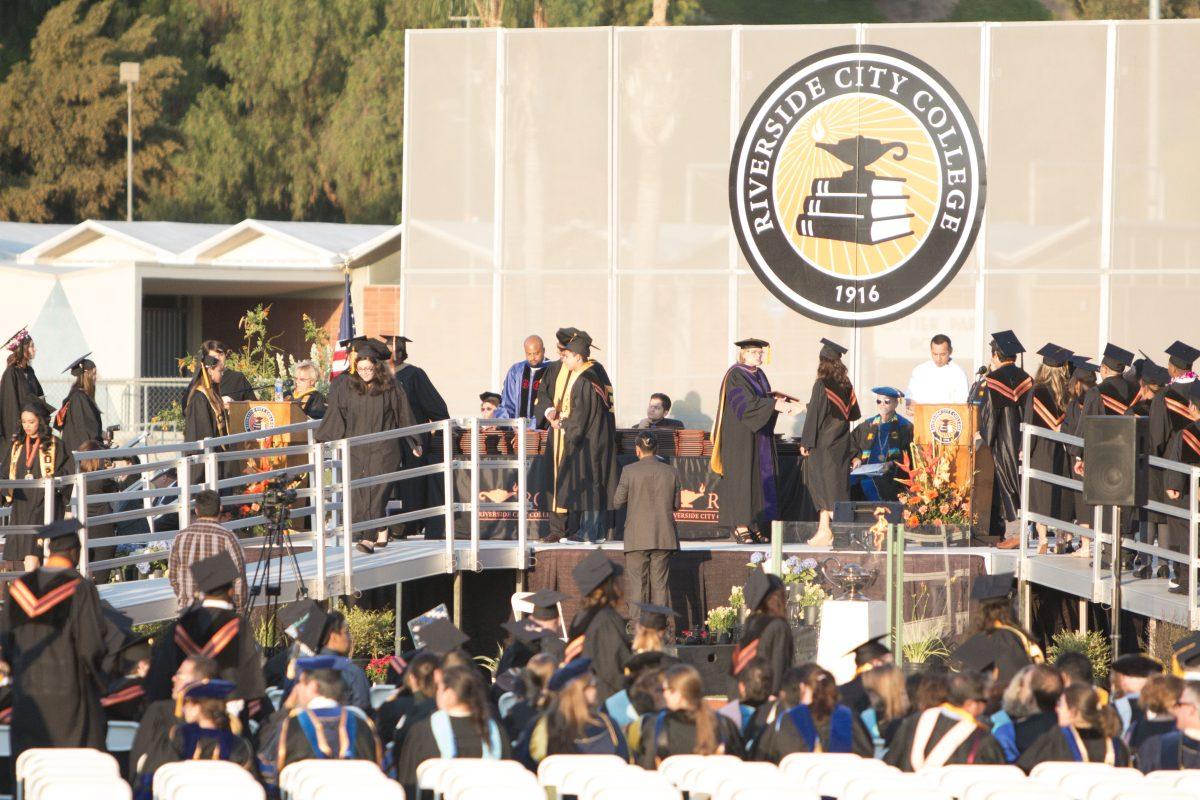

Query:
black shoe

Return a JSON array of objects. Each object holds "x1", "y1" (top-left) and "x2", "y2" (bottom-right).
[
  {"x1": 1132, "y1": 564, "x2": 1151, "y2": 580},
  {"x1": 355, "y1": 540, "x2": 376, "y2": 554},
  {"x1": 1169, "y1": 581, "x2": 1189, "y2": 595}
]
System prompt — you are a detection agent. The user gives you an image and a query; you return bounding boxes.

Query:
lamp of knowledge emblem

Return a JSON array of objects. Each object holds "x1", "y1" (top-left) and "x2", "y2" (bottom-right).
[{"x1": 730, "y1": 45, "x2": 986, "y2": 327}]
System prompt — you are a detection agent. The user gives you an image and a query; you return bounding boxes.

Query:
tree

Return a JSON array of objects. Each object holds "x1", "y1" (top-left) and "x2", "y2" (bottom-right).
[{"x1": 0, "y1": 0, "x2": 182, "y2": 222}]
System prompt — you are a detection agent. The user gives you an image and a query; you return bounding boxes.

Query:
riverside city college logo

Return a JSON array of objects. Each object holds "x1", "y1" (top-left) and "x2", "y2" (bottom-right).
[{"x1": 730, "y1": 45, "x2": 986, "y2": 327}]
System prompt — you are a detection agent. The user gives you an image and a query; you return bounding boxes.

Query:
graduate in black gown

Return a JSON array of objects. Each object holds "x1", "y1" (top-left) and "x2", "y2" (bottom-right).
[
  {"x1": 0, "y1": 329, "x2": 44, "y2": 444},
  {"x1": 732, "y1": 568, "x2": 793, "y2": 695},
  {"x1": 183, "y1": 353, "x2": 231, "y2": 443},
  {"x1": 497, "y1": 589, "x2": 568, "y2": 677},
  {"x1": 838, "y1": 634, "x2": 894, "y2": 715},
  {"x1": 949, "y1": 573, "x2": 1042, "y2": 692},
  {"x1": 314, "y1": 350, "x2": 416, "y2": 554},
  {"x1": 757, "y1": 663, "x2": 873, "y2": 762},
  {"x1": 710, "y1": 338, "x2": 799, "y2": 545},
  {"x1": 1, "y1": 399, "x2": 67, "y2": 569},
  {"x1": 631, "y1": 663, "x2": 742, "y2": 767},
  {"x1": 144, "y1": 553, "x2": 266, "y2": 704},
  {"x1": 0, "y1": 520, "x2": 109, "y2": 768},
  {"x1": 102, "y1": 634, "x2": 152, "y2": 722},
  {"x1": 1148, "y1": 342, "x2": 1199, "y2": 559},
  {"x1": 381, "y1": 335, "x2": 448, "y2": 539},
  {"x1": 1125, "y1": 361, "x2": 1168, "y2": 568},
  {"x1": 1017, "y1": 683, "x2": 1129, "y2": 772},
  {"x1": 885, "y1": 671, "x2": 1006, "y2": 771},
  {"x1": 1023, "y1": 345, "x2": 1072, "y2": 553},
  {"x1": 522, "y1": 657, "x2": 628, "y2": 767},
  {"x1": 1061, "y1": 358, "x2": 1099, "y2": 535},
  {"x1": 980, "y1": 331, "x2": 1032, "y2": 545},
  {"x1": 801, "y1": 338, "x2": 860, "y2": 546},
  {"x1": 374, "y1": 651, "x2": 439, "y2": 752},
  {"x1": 54, "y1": 354, "x2": 104, "y2": 461},
  {"x1": 1163, "y1": 382, "x2": 1200, "y2": 595},
  {"x1": 547, "y1": 332, "x2": 618, "y2": 544},
  {"x1": 396, "y1": 664, "x2": 508, "y2": 794},
  {"x1": 128, "y1": 655, "x2": 220, "y2": 783},
  {"x1": 566, "y1": 550, "x2": 631, "y2": 703},
  {"x1": 199, "y1": 340, "x2": 256, "y2": 402}
]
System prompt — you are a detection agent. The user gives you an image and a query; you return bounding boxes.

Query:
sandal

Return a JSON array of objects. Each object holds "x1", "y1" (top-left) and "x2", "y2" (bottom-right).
[
  {"x1": 731, "y1": 527, "x2": 755, "y2": 545},
  {"x1": 356, "y1": 540, "x2": 376, "y2": 555}
]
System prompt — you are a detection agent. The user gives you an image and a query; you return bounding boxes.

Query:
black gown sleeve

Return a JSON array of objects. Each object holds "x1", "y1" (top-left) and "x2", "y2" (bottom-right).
[
  {"x1": 184, "y1": 393, "x2": 215, "y2": 442},
  {"x1": 314, "y1": 390, "x2": 348, "y2": 443},
  {"x1": 1016, "y1": 726, "x2": 1069, "y2": 773},
  {"x1": 801, "y1": 381, "x2": 827, "y2": 450},
  {"x1": 396, "y1": 718, "x2": 440, "y2": 794},
  {"x1": 759, "y1": 618, "x2": 793, "y2": 693},
  {"x1": 586, "y1": 608, "x2": 631, "y2": 701}
]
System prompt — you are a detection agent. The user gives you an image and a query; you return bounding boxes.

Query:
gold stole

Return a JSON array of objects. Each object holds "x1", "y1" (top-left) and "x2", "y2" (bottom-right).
[
  {"x1": 994, "y1": 622, "x2": 1045, "y2": 663},
  {"x1": 551, "y1": 363, "x2": 592, "y2": 514},
  {"x1": 188, "y1": 371, "x2": 230, "y2": 437},
  {"x1": 6, "y1": 438, "x2": 55, "y2": 501},
  {"x1": 910, "y1": 704, "x2": 980, "y2": 770}
]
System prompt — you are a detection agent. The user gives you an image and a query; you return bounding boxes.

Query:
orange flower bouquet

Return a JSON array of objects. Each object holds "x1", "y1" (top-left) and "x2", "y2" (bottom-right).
[{"x1": 896, "y1": 442, "x2": 973, "y2": 527}]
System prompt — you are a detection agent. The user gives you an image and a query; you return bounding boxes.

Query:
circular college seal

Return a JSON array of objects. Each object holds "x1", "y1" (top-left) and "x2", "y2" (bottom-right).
[
  {"x1": 929, "y1": 408, "x2": 964, "y2": 446},
  {"x1": 243, "y1": 405, "x2": 276, "y2": 432},
  {"x1": 730, "y1": 45, "x2": 986, "y2": 327}
]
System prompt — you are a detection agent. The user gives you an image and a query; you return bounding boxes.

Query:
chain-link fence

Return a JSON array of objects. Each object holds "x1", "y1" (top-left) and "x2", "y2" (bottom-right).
[{"x1": 40, "y1": 378, "x2": 191, "y2": 440}]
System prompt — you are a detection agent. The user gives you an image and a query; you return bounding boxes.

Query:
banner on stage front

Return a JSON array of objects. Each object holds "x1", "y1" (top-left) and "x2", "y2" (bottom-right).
[{"x1": 729, "y1": 45, "x2": 986, "y2": 327}]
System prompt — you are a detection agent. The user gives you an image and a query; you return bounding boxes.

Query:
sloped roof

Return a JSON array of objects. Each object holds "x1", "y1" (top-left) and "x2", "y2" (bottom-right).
[
  {"x1": 0, "y1": 222, "x2": 73, "y2": 261},
  {"x1": 182, "y1": 219, "x2": 401, "y2": 266},
  {"x1": 18, "y1": 220, "x2": 228, "y2": 263}
]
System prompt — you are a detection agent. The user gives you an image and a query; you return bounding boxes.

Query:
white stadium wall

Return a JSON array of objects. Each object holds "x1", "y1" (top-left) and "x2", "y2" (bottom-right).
[{"x1": 401, "y1": 21, "x2": 1200, "y2": 427}]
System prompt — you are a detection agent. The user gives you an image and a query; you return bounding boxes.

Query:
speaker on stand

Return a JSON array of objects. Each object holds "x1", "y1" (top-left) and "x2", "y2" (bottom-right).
[{"x1": 1082, "y1": 415, "x2": 1148, "y2": 658}]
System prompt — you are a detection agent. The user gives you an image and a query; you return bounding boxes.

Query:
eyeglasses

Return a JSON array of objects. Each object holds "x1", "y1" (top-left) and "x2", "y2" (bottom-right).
[{"x1": 876, "y1": 399, "x2": 894, "y2": 405}]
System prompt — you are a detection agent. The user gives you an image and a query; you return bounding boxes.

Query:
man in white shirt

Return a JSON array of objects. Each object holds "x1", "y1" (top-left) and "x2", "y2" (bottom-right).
[{"x1": 906, "y1": 334, "x2": 970, "y2": 409}]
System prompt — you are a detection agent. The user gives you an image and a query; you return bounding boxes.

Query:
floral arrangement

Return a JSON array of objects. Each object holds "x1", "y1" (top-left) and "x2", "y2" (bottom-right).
[
  {"x1": 744, "y1": 553, "x2": 827, "y2": 609},
  {"x1": 896, "y1": 442, "x2": 973, "y2": 527},
  {"x1": 126, "y1": 541, "x2": 169, "y2": 576},
  {"x1": 728, "y1": 585, "x2": 744, "y2": 610},
  {"x1": 706, "y1": 605, "x2": 737, "y2": 634},
  {"x1": 365, "y1": 656, "x2": 393, "y2": 685}
]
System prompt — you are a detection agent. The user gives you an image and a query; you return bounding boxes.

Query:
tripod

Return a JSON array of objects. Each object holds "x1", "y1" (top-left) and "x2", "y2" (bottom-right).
[{"x1": 248, "y1": 483, "x2": 308, "y2": 646}]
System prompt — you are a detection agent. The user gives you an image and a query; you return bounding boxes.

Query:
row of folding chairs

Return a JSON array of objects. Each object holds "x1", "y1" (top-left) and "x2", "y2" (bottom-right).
[
  {"x1": 152, "y1": 761, "x2": 263, "y2": 800},
  {"x1": 15, "y1": 750, "x2": 129, "y2": 800},
  {"x1": 537, "y1": 754, "x2": 680, "y2": 800},
  {"x1": 279, "y1": 760, "x2": 402, "y2": 800},
  {"x1": 416, "y1": 759, "x2": 540, "y2": 800}
]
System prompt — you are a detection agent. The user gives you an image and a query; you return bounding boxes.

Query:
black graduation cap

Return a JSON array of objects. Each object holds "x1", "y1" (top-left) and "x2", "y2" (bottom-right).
[
  {"x1": 277, "y1": 599, "x2": 321, "y2": 642},
  {"x1": 972, "y1": 572, "x2": 1015, "y2": 602},
  {"x1": 1110, "y1": 653, "x2": 1163, "y2": 678},
  {"x1": 950, "y1": 635, "x2": 997, "y2": 674},
  {"x1": 379, "y1": 334, "x2": 412, "y2": 346},
  {"x1": 555, "y1": 327, "x2": 580, "y2": 347},
  {"x1": 1071, "y1": 359, "x2": 1100, "y2": 382},
  {"x1": 819, "y1": 338, "x2": 848, "y2": 360},
  {"x1": 39, "y1": 518, "x2": 82, "y2": 552},
  {"x1": 990, "y1": 330, "x2": 1024, "y2": 359},
  {"x1": 22, "y1": 397, "x2": 55, "y2": 422},
  {"x1": 744, "y1": 568, "x2": 784, "y2": 611},
  {"x1": 296, "y1": 604, "x2": 331, "y2": 653},
  {"x1": 3, "y1": 327, "x2": 30, "y2": 352},
  {"x1": 63, "y1": 353, "x2": 95, "y2": 375},
  {"x1": 190, "y1": 551, "x2": 240, "y2": 595},
  {"x1": 1102, "y1": 343, "x2": 1134, "y2": 371},
  {"x1": 633, "y1": 602, "x2": 679, "y2": 631},
  {"x1": 572, "y1": 549, "x2": 617, "y2": 595},
  {"x1": 623, "y1": 650, "x2": 678, "y2": 677},
  {"x1": 844, "y1": 633, "x2": 890, "y2": 662},
  {"x1": 1173, "y1": 631, "x2": 1200, "y2": 676},
  {"x1": 563, "y1": 330, "x2": 596, "y2": 357},
  {"x1": 117, "y1": 634, "x2": 155, "y2": 670},
  {"x1": 734, "y1": 338, "x2": 770, "y2": 349},
  {"x1": 525, "y1": 588, "x2": 567, "y2": 621},
  {"x1": 1141, "y1": 361, "x2": 1170, "y2": 387},
  {"x1": 1037, "y1": 343, "x2": 1072, "y2": 368},
  {"x1": 479, "y1": 392, "x2": 502, "y2": 405},
  {"x1": 1166, "y1": 341, "x2": 1200, "y2": 370},
  {"x1": 418, "y1": 618, "x2": 469, "y2": 655},
  {"x1": 503, "y1": 618, "x2": 555, "y2": 645}
]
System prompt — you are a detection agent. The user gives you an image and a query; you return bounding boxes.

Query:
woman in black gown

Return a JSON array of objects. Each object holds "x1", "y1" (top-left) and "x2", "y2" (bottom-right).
[
  {"x1": 733, "y1": 568, "x2": 793, "y2": 694},
  {"x1": 801, "y1": 339, "x2": 860, "y2": 547},
  {"x1": 0, "y1": 329, "x2": 44, "y2": 443},
  {"x1": 1061, "y1": 359, "x2": 1098, "y2": 547},
  {"x1": 1017, "y1": 683, "x2": 1129, "y2": 772},
  {"x1": 1024, "y1": 345, "x2": 1071, "y2": 553},
  {"x1": 566, "y1": 549, "x2": 631, "y2": 703},
  {"x1": 315, "y1": 352, "x2": 415, "y2": 553},
  {"x1": 56, "y1": 355, "x2": 104, "y2": 461},
  {"x1": 1, "y1": 400, "x2": 66, "y2": 570},
  {"x1": 75, "y1": 439, "x2": 118, "y2": 583},
  {"x1": 757, "y1": 663, "x2": 873, "y2": 762},
  {"x1": 632, "y1": 663, "x2": 742, "y2": 767}
]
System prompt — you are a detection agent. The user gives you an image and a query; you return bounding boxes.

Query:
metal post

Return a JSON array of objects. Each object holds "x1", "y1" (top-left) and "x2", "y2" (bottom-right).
[
  {"x1": 769, "y1": 520, "x2": 782, "y2": 576},
  {"x1": 1092, "y1": 504, "x2": 1103, "y2": 602},
  {"x1": 74, "y1": 472, "x2": 89, "y2": 577},
  {"x1": 126, "y1": 81, "x2": 133, "y2": 221},
  {"x1": 394, "y1": 582, "x2": 404, "y2": 655},
  {"x1": 177, "y1": 457, "x2": 191, "y2": 530},
  {"x1": 470, "y1": 417, "x2": 481, "y2": 570},
  {"x1": 517, "y1": 416, "x2": 528, "y2": 569},
  {"x1": 1110, "y1": 505, "x2": 1122, "y2": 657},
  {"x1": 1190, "y1": 467, "x2": 1198, "y2": 629},
  {"x1": 453, "y1": 571, "x2": 463, "y2": 628},
  {"x1": 443, "y1": 419, "x2": 455, "y2": 573},
  {"x1": 340, "y1": 439, "x2": 354, "y2": 597},
  {"x1": 205, "y1": 448, "x2": 219, "y2": 491},
  {"x1": 1018, "y1": 424, "x2": 1032, "y2": 624},
  {"x1": 312, "y1": 442, "x2": 327, "y2": 601}
]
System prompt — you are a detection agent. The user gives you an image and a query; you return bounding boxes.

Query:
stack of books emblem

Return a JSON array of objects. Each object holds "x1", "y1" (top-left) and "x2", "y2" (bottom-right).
[{"x1": 796, "y1": 135, "x2": 915, "y2": 246}]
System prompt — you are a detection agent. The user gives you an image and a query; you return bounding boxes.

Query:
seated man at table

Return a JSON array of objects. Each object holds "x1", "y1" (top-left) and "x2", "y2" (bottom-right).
[
  {"x1": 849, "y1": 387, "x2": 913, "y2": 501},
  {"x1": 632, "y1": 392, "x2": 685, "y2": 430}
]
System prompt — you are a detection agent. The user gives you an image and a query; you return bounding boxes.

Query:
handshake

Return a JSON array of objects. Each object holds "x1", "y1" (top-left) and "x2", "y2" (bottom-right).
[{"x1": 772, "y1": 391, "x2": 803, "y2": 417}]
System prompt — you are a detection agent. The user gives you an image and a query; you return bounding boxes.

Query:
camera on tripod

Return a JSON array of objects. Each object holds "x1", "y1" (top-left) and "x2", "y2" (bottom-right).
[{"x1": 261, "y1": 478, "x2": 298, "y2": 527}]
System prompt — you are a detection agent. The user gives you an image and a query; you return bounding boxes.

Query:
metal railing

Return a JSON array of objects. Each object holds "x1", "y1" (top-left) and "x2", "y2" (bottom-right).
[
  {"x1": 1017, "y1": 422, "x2": 1200, "y2": 627},
  {"x1": 0, "y1": 415, "x2": 531, "y2": 603}
]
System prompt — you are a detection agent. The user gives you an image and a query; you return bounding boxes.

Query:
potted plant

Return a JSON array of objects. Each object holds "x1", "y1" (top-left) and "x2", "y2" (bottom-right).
[
  {"x1": 706, "y1": 605, "x2": 737, "y2": 644},
  {"x1": 901, "y1": 633, "x2": 951, "y2": 673},
  {"x1": 729, "y1": 585, "x2": 747, "y2": 630},
  {"x1": 1047, "y1": 630, "x2": 1111, "y2": 682}
]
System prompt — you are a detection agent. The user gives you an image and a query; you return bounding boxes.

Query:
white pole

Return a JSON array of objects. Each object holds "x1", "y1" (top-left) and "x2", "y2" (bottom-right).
[
  {"x1": 126, "y1": 80, "x2": 133, "y2": 222},
  {"x1": 443, "y1": 419, "x2": 455, "y2": 573},
  {"x1": 517, "y1": 417, "x2": 528, "y2": 568},
  {"x1": 313, "y1": 441, "x2": 326, "y2": 601},
  {"x1": 74, "y1": 472, "x2": 89, "y2": 578},
  {"x1": 340, "y1": 439, "x2": 354, "y2": 597},
  {"x1": 177, "y1": 457, "x2": 191, "y2": 529},
  {"x1": 470, "y1": 417, "x2": 480, "y2": 570}
]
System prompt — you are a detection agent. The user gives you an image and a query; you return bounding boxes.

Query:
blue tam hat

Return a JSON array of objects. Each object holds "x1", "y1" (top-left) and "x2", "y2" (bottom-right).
[
  {"x1": 547, "y1": 657, "x2": 593, "y2": 692},
  {"x1": 294, "y1": 655, "x2": 338, "y2": 673},
  {"x1": 181, "y1": 679, "x2": 235, "y2": 701},
  {"x1": 871, "y1": 386, "x2": 904, "y2": 399}
]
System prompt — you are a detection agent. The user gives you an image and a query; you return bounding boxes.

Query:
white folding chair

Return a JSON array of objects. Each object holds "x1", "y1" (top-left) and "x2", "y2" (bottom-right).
[
  {"x1": 1086, "y1": 780, "x2": 1153, "y2": 800},
  {"x1": 984, "y1": 791, "x2": 1066, "y2": 800},
  {"x1": 311, "y1": 782, "x2": 403, "y2": 800},
  {"x1": 779, "y1": 752, "x2": 863, "y2": 781},
  {"x1": 1144, "y1": 772, "x2": 1200, "y2": 792},
  {"x1": 426, "y1": 759, "x2": 530, "y2": 798},
  {"x1": 591, "y1": 788, "x2": 678, "y2": 800},
  {"x1": 728, "y1": 789, "x2": 818, "y2": 800},
  {"x1": 560, "y1": 764, "x2": 647, "y2": 798},
  {"x1": 960, "y1": 780, "x2": 1040, "y2": 800},
  {"x1": 580, "y1": 771, "x2": 678, "y2": 800},
  {"x1": 293, "y1": 766, "x2": 389, "y2": 800},
  {"x1": 817, "y1": 764, "x2": 901, "y2": 798},
  {"x1": 659, "y1": 754, "x2": 739, "y2": 787},
  {"x1": 443, "y1": 769, "x2": 539, "y2": 800},
  {"x1": 454, "y1": 787, "x2": 542, "y2": 800},
  {"x1": 922, "y1": 763, "x2": 1026, "y2": 797},
  {"x1": 170, "y1": 783, "x2": 265, "y2": 800},
  {"x1": 1029, "y1": 762, "x2": 1126, "y2": 786},
  {"x1": 842, "y1": 774, "x2": 942, "y2": 800},
  {"x1": 33, "y1": 778, "x2": 130, "y2": 800},
  {"x1": 370, "y1": 684, "x2": 396, "y2": 709},
  {"x1": 537, "y1": 754, "x2": 628, "y2": 791},
  {"x1": 153, "y1": 760, "x2": 258, "y2": 800},
  {"x1": 688, "y1": 763, "x2": 780, "y2": 798},
  {"x1": 20, "y1": 754, "x2": 118, "y2": 800},
  {"x1": 106, "y1": 721, "x2": 140, "y2": 753},
  {"x1": 862, "y1": 790, "x2": 953, "y2": 800},
  {"x1": 1109, "y1": 793, "x2": 1191, "y2": 800},
  {"x1": 278, "y1": 760, "x2": 380, "y2": 800}
]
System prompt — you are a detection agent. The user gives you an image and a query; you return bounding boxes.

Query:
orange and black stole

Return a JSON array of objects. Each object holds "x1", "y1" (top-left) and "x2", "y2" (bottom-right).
[
  {"x1": 731, "y1": 614, "x2": 769, "y2": 677},
  {"x1": 173, "y1": 606, "x2": 242, "y2": 670},
  {"x1": 8, "y1": 570, "x2": 81, "y2": 624},
  {"x1": 565, "y1": 607, "x2": 600, "y2": 663},
  {"x1": 822, "y1": 380, "x2": 859, "y2": 422}
]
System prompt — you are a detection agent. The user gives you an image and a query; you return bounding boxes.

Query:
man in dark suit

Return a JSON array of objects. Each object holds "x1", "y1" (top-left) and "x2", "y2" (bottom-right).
[{"x1": 614, "y1": 431, "x2": 681, "y2": 608}]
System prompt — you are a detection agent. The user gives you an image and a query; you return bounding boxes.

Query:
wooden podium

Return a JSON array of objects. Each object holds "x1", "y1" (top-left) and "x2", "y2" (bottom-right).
[
  {"x1": 227, "y1": 400, "x2": 307, "y2": 474},
  {"x1": 911, "y1": 403, "x2": 978, "y2": 491}
]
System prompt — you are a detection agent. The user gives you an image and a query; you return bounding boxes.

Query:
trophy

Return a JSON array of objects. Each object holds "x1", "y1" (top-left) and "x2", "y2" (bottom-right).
[{"x1": 820, "y1": 557, "x2": 878, "y2": 601}]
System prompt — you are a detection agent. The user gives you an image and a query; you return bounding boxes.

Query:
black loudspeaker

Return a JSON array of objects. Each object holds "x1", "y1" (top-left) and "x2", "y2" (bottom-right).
[
  {"x1": 1083, "y1": 415, "x2": 1148, "y2": 506},
  {"x1": 674, "y1": 644, "x2": 735, "y2": 696}
]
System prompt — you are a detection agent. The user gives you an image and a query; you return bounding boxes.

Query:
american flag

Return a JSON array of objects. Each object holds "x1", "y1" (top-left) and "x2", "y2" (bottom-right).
[{"x1": 330, "y1": 272, "x2": 355, "y2": 378}]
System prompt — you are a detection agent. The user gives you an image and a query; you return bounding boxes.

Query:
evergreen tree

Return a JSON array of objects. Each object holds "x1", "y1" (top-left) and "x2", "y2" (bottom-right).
[{"x1": 0, "y1": 0, "x2": 182, "y2": 222}]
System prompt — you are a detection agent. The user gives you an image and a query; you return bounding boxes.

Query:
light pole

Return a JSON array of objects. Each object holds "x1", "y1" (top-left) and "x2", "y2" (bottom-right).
[{"x1": 119, "y1": 62, "x2": 140, "y2": 222}]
